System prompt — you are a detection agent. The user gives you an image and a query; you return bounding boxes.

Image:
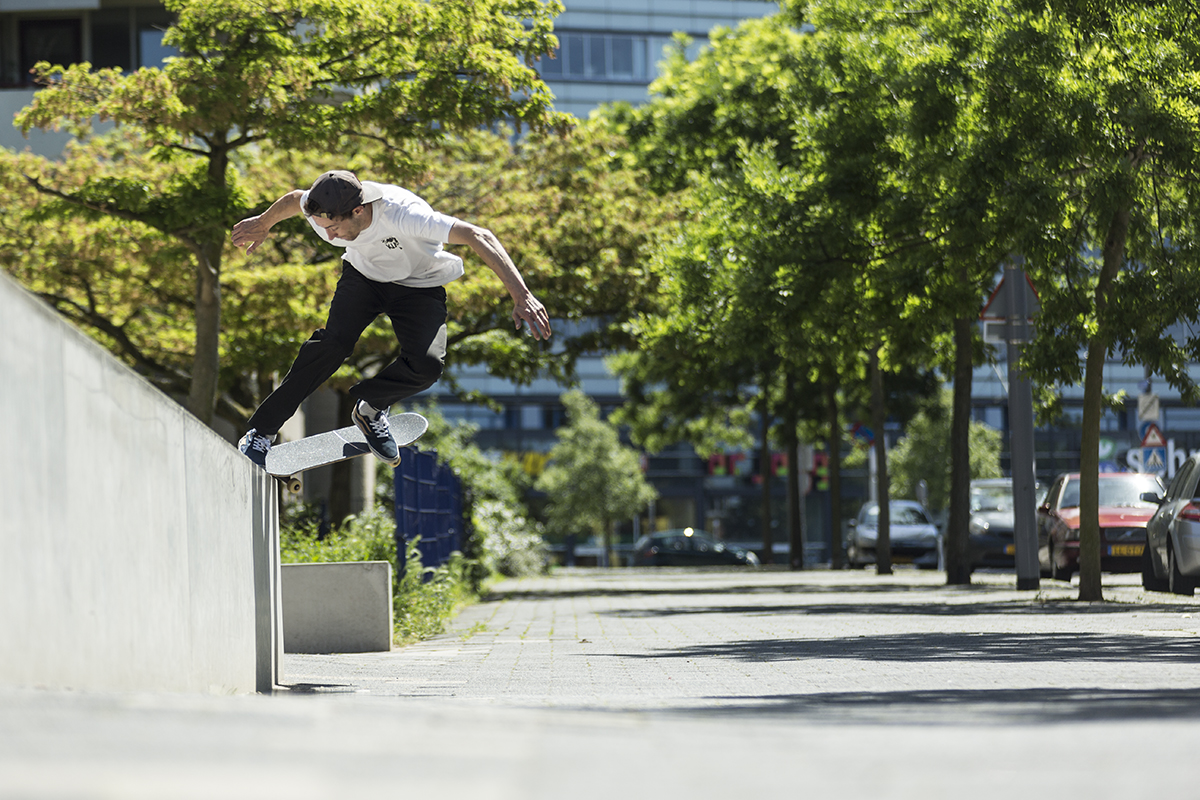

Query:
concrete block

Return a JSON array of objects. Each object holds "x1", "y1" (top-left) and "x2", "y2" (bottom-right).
[{"x1": 282, "y1": 563, "x2": 393, "y2": 653}]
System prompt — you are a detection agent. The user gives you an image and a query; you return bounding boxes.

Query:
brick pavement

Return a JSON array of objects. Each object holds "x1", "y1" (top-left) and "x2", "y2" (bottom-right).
[
  {"x1": 287, "y1": 568, "x2": 1200, "y2": 722},
  {"x1": 6, "y1": 567, "x2": 1200, "y2": 799}
]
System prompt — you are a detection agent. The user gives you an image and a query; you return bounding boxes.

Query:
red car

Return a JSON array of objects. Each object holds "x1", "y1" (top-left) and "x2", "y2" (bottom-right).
[{"x1": 1037, "y1": 472, "x2": 1165, "y2": 581}]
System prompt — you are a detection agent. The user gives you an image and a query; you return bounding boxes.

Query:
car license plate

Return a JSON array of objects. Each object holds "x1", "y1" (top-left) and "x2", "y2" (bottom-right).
[
  {"x1": 1108, "y1": 544, "x2": 1143, "y2": 557},
  {"x1": 1004, "y1": 545, "x2": 1016, "y2": 555}
]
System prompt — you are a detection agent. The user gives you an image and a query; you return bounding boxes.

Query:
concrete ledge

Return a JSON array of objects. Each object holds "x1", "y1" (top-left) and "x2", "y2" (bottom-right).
[
  {"x1": 282, "y1": 562, "x2": 393, "y2": 653},
  {"x1": 0, "y1": 270, "x2": 280, "y2": 695}
]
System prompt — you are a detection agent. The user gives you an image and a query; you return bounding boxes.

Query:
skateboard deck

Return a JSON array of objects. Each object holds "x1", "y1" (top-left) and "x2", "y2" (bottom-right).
[{"x1": 265, "y1": 412, "x2": 428, "y2": 492}]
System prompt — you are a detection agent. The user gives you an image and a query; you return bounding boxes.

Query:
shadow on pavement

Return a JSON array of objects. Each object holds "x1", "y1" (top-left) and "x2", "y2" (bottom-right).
[
  {"x1": 604, "y1": 600, "x2": 1192, "y2": 618},
  {"x1": 492, "y1": 579, "x2": 1001, "y2": 603},
  {"x1": 612, "y1": 631, "x2": 1200, "y2": 664},
  {"x1": 679, "y1": 686, "x2": 1200, "y2": 724}
]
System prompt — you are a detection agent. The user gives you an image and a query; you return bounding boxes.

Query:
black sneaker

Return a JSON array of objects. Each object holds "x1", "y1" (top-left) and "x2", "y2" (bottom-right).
[
  {"x1": 238, "y1": 429, "x2": 272, "y2": 468},
  {"x1": 351, "y1": 403, "x2": 400, "y2": 465}
]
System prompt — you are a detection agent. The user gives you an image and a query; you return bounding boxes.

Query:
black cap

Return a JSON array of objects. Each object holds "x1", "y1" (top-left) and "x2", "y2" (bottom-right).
[{"x1": 305, "y1": 170, "x2": 383, "y2": 217}]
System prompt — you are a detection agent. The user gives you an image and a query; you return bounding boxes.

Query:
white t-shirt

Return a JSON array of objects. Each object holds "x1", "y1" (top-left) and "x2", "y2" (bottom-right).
[{"x1": 301, "y1": 181, "x2": 465, "y2": 287}]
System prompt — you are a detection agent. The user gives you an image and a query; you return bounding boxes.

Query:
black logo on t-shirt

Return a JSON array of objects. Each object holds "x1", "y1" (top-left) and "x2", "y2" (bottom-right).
[{"x1": 383, "y1": 237, "x2": 401, "y2": 250}]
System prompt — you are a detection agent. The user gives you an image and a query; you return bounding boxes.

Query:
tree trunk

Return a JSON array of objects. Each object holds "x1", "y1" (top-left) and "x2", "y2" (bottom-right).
[
  {"x1": 187, "y1": 149, "x2": 231, "y2": 426},
  {"x1": 1078, "y1": 200, "x2": 1133, "y2": 601},
  {"x1": 784, "y1": 374, "x2": 803, "y2": 571},
  {"x1": 870, "y1": 348, "x2": 892, "y2": 575},
  {"x1": 945, "y1": 313, "x2": 975, "y2": 584},
  {"x1": 187, "y1": 242, "x2": 221, "y2": 424},
  {"x1": 759, "y1": 391, "x2": 774, "y2": 565},
  {"x1": 827, "y1": 382, "x2": 845, "y2": 570}
]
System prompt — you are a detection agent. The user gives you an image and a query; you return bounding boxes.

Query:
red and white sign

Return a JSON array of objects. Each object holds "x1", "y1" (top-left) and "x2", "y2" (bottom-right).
[{"x1": 1142, "y1": 423, "x2": 1166, "y2": 448}]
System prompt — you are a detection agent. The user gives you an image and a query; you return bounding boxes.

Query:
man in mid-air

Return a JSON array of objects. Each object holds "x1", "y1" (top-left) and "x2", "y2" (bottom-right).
[{"x1": 230, "y1": 169, "x2": 552, "y2": 466}]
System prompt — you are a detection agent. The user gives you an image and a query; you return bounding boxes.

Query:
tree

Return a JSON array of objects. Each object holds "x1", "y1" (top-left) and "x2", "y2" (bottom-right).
[
  {"x1": 536, "y1": 391, "x2": 658, "y2": 566},
  {"x1": 608, "y1": 10, "x2": 945, "y2": 572},
  {"x1": 3, "y1": 118, "x2": 673, "y2": 422},
  {"x1": 971, "y1": 0, "x2": 1200, "y2": 600},
  {"x1": 14, "y1": 0, "x2": 568, "y2": 424},
  {"x1": 889, "y1": 388, "x2": 1002, "y2": 514}
]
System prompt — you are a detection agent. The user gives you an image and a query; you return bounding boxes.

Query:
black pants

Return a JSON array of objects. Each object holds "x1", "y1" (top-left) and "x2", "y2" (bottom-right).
[{"x1": 248, "y1": 262, "x2": 448, "y2": 436}]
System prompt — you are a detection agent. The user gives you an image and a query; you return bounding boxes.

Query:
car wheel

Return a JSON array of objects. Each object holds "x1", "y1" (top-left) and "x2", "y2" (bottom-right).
[
  {"x1": 1142, "y1": 547, "x2": 1169, "y2": 592},
  {"x1": 1168, "y1": 543, "x2": 1196, "y2": 596}
]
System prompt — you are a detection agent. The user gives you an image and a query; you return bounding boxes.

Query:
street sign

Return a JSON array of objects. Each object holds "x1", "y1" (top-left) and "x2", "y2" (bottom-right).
[
  {"x1": 980, "y1": 271, "x2": 1041, "y2": 321},
  {"x1": 850, "y1": 422, "x2": 874, "y2": 445},
  {"x1": 1142, "y1": 423, "x2": 1166, "y2": 448},
  {"x1": 1138, "y1": 393, "x2": 1160, "y2": 423},
  {"x1": 1142, "y1": 447, "x2": 1167, "y2": 473}
]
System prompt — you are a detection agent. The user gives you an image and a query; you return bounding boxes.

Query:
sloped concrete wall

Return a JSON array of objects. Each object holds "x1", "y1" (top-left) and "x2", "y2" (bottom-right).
[{"x1": 0, "y1": 271, "x2": 281, "y2": 694}]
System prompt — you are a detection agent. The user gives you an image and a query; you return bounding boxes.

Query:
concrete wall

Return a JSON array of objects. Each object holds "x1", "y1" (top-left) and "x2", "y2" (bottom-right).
[
  {"x1": 0, "y1": 270, "x2": 282, "y2": 694},
  {"x1": 282, "y1": 562, "x2": 393, "y2": 654}
]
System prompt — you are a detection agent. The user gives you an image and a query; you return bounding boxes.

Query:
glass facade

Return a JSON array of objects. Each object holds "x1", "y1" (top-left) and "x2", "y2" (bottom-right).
[{"x1": 537, "y1": 32, "x2": 650, "y2": 82}]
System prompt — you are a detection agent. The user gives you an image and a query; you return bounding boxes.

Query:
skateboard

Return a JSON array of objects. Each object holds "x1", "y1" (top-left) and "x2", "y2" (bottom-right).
[{"x1": 264, "y1": 412, "x2": 428, "y2": 492}]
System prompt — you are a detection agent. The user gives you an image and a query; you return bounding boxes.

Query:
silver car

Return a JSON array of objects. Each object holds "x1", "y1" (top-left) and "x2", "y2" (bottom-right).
[
  {"x1": 1143, "y1": 455, "x2": 1200, "y2": 595},
  {"x1": 846, "y1": 500, "x2": 941, "y2": 569}
]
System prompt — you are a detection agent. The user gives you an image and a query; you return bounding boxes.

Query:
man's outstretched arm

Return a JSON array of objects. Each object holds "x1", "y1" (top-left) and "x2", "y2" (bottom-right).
[
  {"x1": 449, "y1": 221, "x2": 552, "y2": 340},
  {"x1": 231, "y1": 190, "x2": 305, "y2": 255}
]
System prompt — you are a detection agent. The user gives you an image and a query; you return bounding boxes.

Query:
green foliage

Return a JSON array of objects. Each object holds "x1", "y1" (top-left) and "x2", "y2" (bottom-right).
[
  {"x1": 606, "y1": 2, "x2": 967, "y2": 462},
  {"x1": 888, "y1": 389, "x2": 1003, "y2": 513},
  {"x1": 472, "y1": 499, "x2": 548, "y2": 578},
  {"x1": 3, "y1": 118, "x2": 672, "y2": 432},
  {"x1": 280, "y1": 504, "x2": 398, "y2": 564},
  {"x1": 8, "y1": 0, "x2": 570, "y2": 424},
  {"x1": 280, "y1": 505, "x2": 475, "y2": 644},
  {"x1": 392, "y1": 538, "x2": 475, "y2": 645},
  {"x1": 17, "y1": 0, "x2": 568, "y2": 156},
  {"x1": 409, "y1": 404, "x2": 547, "y2": 579},
  {"x1": 536, "y1": 390, "x2": 657, "y2": 539}
]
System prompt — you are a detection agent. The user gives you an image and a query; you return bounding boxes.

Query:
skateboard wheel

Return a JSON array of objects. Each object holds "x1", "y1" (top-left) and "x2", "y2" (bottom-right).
[{"x1": 285, "y1": 477, "x2": 302, "y2": 493}]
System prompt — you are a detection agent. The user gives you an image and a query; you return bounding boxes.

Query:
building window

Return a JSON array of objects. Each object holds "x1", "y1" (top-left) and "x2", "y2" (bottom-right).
[
  {"x1": 19, "y1": 19, "x2": 81, "y2": 85},
  {"x1": 538, "y1": 32, "x2": 649, "y2": 82},
  {"x1": 138, "y1": 27, "x2": 168, "y2": 67},
  {"x1": 543, "y1": 404, "x2": 566, "y2": 429},
  {"x1": 91, "y1": 10, "x2": 133, "y2": 71},
  {"x1": 6, "y1": 8, "x2": 177, "y2": 87},
  {"x1": 504, "y1": 404, "x2": 522, "y2": 430}
]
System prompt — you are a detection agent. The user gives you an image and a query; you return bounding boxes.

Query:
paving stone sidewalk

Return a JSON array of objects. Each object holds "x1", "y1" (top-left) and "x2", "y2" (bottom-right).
[
  {"x1": 6, "y1": 567, "x2": 1200, "y2": 800},
  {"x1": 287, "y1": 568, "x2": 1200, "y2": 719}
]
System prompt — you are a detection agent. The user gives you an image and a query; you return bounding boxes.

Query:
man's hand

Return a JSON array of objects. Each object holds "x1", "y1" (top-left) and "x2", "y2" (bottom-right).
[
  {"x1": 231, "y1": 191, "x2": 304, "y2": 255},
  {"x1": 231, "y1": 215, "x2": 272, "y2": 255},
  {"x1": 513, "y1": 292, "x2": 552, "y2": 340}
]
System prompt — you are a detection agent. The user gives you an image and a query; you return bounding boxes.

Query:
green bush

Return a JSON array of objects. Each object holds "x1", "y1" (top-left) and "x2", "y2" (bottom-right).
[
  {"x1": 473, "y1": 498, "x2": 547, "y2": 577},
  {"x1": 408, "y1": 403, "x2": 549, "y2": 581},
  {"x1": 280, "y1": 505, "x2": 476, "y2": 645}
]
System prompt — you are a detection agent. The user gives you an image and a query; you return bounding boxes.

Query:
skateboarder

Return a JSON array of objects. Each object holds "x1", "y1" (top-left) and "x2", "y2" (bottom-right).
[{"x1": 231, "y1": 169, "x2": 552, "y2": 467}]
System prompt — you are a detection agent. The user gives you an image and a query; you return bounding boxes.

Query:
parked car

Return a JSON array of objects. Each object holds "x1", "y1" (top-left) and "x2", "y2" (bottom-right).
[
  {"x1": 846, "y1": 500, "x2": 940, "y2": 569},
  {"x1": 1142, "y1": 454, "x2": 1200, "y2": 595},
  {"x1": 632, "y1": 528, "x2": 760, "y2": 567},
  {"x1": 1037, "y1": 472, "x2": 1165, "y2": 582},
  {"x1": 967, "y1": 478, "x2": 1045, "y2": 570}
]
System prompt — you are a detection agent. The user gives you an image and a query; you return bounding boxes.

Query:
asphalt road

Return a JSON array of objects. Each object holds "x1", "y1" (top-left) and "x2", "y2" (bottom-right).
[{"x1": 5, "y1": 568, "x2": 1200, "y2": 799}]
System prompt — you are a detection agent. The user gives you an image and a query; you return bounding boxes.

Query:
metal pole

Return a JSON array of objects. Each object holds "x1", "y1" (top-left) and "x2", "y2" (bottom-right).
[{"x1": 1006, "y1": 262, "x2": 1040, "y2": 590}]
